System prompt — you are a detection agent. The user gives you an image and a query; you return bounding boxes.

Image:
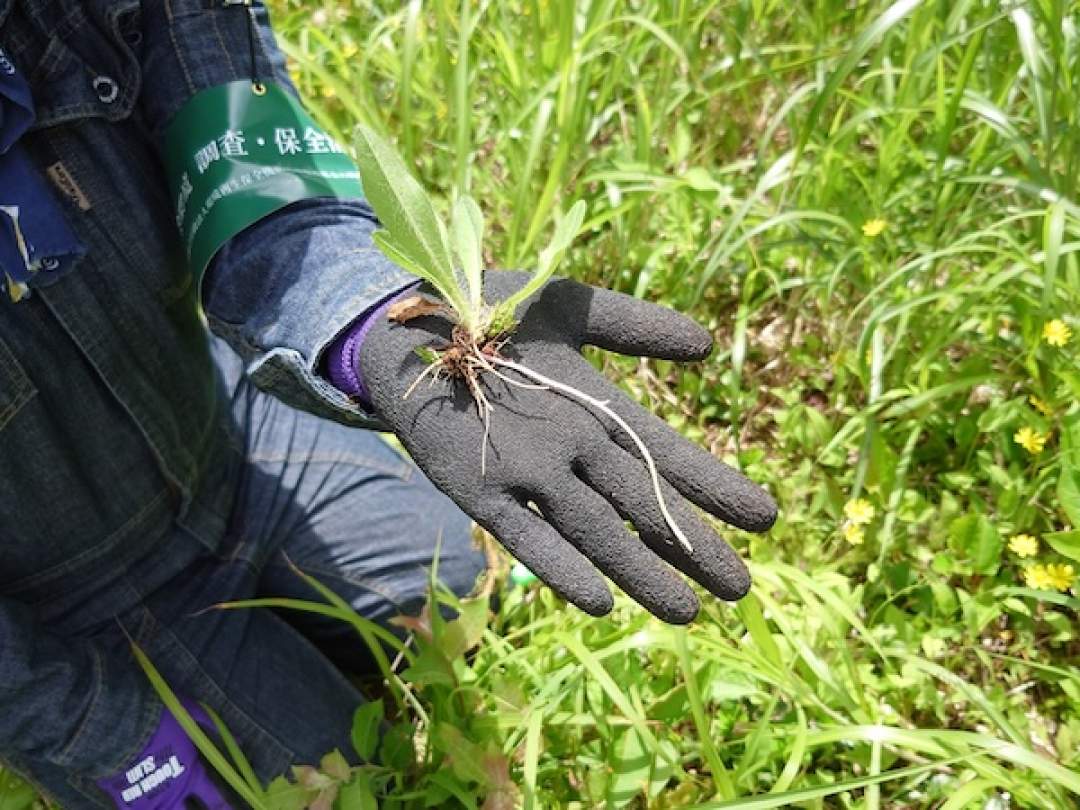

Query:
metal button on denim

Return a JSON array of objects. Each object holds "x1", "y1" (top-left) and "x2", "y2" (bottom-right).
[{"x1": 93, "y1": 75, "x2": 119, "y2": 103}]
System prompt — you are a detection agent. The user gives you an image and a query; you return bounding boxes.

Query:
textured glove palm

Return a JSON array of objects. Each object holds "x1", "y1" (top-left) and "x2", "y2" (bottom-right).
[{"x1": 359, "y1": 271, "x2": 777, "y2": 623}]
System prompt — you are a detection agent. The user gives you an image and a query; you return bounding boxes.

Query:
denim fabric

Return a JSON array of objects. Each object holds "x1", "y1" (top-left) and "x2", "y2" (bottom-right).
[
  {"x1": 7, "y1": 339, "x2": 483, "y2": 809},
  {"x1": 0, "y1": 0, "x2": 479, "y2": 804}
]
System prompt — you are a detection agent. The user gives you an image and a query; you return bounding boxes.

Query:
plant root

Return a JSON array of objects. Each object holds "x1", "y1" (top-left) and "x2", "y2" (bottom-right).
[
  {"x1": 404, "y1": 326, "x2": 500, "y2": 474},
  {"x1": 401, "y1": 329, "x2": 693, "y2": 554},
  {"x1": 486, "y1": 355, "x2": 694, "y2": 554}
]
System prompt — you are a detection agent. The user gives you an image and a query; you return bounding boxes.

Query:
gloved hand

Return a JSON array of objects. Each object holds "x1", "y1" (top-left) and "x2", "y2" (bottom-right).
[
  {"x1": 359, "y1": 271, "x2": 777, "y2": 623},
  {"x1": 96, "y1": 698, "x2": 237, "y2": 810}
]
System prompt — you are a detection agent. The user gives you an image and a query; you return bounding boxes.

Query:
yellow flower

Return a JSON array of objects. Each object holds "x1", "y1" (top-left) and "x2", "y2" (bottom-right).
[
  {"x1": 1044, "y1": 563, "x2": 1076, "y2": 591},
  {"x1": 1029, "y1": 395, "x2": 1053, "y2": 416},
  {"x1": 342, "y1": 42, "x2": 359, "y2": 59},
  {"x1": 320, "y1": 84, "x2": 336, "y2": 99},
  {"x1": 1042, "y1": 319, "x2": 1072, "y2": 347},
  {"x1": 1024, "y1": 563, "x2": 1075, "y2": 592},
  {"x1": 1009, "y1": 533, "x2": 1039, "y2": 558},
  {"x1": 1023, "y1": 565, "x2": 1049, "y2": 589},
  {"x1": 862, "y1": 218, "x2": 887, "y2": 237},
  {"x1": 1014, "y1": 426, "x2": 1048, "y2": 455},
  {"x1": 843, "y1": 524, "x2": 865, "y2": 545},
  {"x1": 844, "y1": 498, "x2": 875, "y2": 525}
]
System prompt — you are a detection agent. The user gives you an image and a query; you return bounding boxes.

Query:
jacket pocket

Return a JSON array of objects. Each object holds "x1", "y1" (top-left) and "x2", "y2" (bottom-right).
[{"x1": 0, "y1": 336, "x2": 37, "y2": 433}]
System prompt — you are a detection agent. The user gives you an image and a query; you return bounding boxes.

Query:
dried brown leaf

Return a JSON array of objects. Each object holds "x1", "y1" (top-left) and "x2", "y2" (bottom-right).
[
  {"x1": 481, "y1": 751, "x2": 519, "y2": 810},
  {"x1": 320, "y1": 749, "x2": 352, "y2": 781},
  {"x1": 387, "y1": 294, "x2": 445, "y2": 324},
  {"x1": 389, "y1": 602, "x2": 434, "y2": 641}
]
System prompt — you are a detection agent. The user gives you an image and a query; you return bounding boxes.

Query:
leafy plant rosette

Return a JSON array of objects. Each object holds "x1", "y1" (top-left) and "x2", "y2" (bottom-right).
[{"x1": 354, "y1": 125, "x2": 693, "y2": 553}]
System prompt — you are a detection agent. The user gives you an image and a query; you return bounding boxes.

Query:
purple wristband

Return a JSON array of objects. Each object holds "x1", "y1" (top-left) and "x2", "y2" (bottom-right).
[{"x1": 326, "y1": 284, "x2": 418, "y2": 405}]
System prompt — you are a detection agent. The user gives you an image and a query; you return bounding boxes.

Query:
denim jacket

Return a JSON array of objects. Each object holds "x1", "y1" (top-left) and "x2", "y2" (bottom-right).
[{"x1": 0, "y1": 0, "x2": 411, "y2": 778}]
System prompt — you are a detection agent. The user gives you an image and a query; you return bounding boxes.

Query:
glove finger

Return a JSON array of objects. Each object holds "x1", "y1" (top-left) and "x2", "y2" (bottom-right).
[
  {"x1": 576, "y1": 442, "x2": 751, "y2": 601},
  {"x1": 534, "y1": 473, "x2": 700, "y2": 624},
  {"x1": 544, "y1": 278, "x2": 713, "y2": 361},
  {"x1": 473, "y1": 492, "x2": 614, "y2": 617},
  {"x1": 563, "y1": 354, "x2": 778, "y2": 532}
]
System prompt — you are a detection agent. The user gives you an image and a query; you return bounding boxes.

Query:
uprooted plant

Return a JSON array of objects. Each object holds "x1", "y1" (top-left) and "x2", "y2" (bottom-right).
[{"x1": 354, "y1": 126, "x2": 693, "y2": 553}]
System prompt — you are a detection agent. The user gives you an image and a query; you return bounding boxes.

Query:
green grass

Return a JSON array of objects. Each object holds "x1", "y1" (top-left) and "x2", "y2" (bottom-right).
[{"x1": 5, "y1": 0, "x2": 1080, "y2": 807}]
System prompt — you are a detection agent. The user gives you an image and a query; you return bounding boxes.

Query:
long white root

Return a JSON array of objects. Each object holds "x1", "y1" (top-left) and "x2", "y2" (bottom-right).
[
  {"x1": 399, "y1": 338, "x2": 693, "y2": 554},
  {"x1": 486, "y1": 355, "x2": 693, "y2": 554}
]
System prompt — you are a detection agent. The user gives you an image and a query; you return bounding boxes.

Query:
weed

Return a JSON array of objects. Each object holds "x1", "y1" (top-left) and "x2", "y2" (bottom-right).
[{"x1": 354, "y1": 123, "x2": 694, "y2": 551}]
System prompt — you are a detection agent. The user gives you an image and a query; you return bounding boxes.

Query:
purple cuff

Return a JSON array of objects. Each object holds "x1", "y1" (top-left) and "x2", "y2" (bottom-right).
[{"x1": 325, "y1": 283, "x2": 419, "y2": 406}]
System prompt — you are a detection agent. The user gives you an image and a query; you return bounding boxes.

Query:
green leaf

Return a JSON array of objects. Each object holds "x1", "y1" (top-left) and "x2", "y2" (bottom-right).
[
  {"x1": 451, "y1": 194, "x2": 486, "y2": 314},
  {"x1": 538, "y1": 199, "x2": 587, "y2": 277},
  {"x1": 354, "y1": 126, "x2": 461, "y2": 309},
  {"x1": 432, "y1": 724, "x2": 491, "y2": 786},
  {"x1": 736, "y1": 592, "x2": 783, "y2": 668},
  {"x1": 438, "y1": 597, "x2": 489, "y2": 660},
  {"x1": 425, "y1": 770, "x2": 479, "y2": 810},
  {"x1": 949, "y1": 512, "x2": 1002, "y2": 575},
  {"x1": 350, "y1": 700, "x2": 384, "y2": 761},
  {"x1": 265, "y1": 776, "x2": 310, "y2": 810},
  {"x1": 1058, "y1": 464, "x2": 1080, "y2": 528},
  {"x1": 372, "y1": 230, "x2": 461, "y2": 312},
  {"x1": 401, "y1": 643, "x2": 455, "y2": 687},
  {"x1": 415, "y1": 345, "x2": 442, "y2": 364},
  {"x1": 0, "y1": 769, "x2": 37, "y2": 810},
  {"x1": 380, "y1": 722, "x2": 416, "y2": 772},
  {"x1": 1044, "y1": 530, "x2": 1080, "y2": 564},
  {"x1": 605, "y1": 727, "x2": 652, "y2": 808},
  {"x1": 337, "y1": 773, "x2": 378, "y2": 810},
  {"x1": 489, "y1": 200, "x2": 587, "y2": 334}
]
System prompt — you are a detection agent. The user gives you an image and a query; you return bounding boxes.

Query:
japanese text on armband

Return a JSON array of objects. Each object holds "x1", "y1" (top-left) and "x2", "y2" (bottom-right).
[{"x1": 164, "y1": 81, "x2": 364, "y2": 288}]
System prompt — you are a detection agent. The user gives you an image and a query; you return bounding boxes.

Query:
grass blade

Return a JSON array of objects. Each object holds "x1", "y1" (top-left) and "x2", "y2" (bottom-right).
[
  {"x1": 202, "y1": 703, "x2": 263, "y2": 802},
  {"x1": 130, "y1": 643, "x2": 268, "y2": 810},
  {"x1": 210, "y1": 597, "x2": 412, "y2": 659},
  {"x1": 792, "y1": 0, "x2": 925, "y2": 179},
  {"x1": 939, "y1": 778, "x2": 995, "y2": 810},
  {"x1": 522, "y1": 709, "x2": 544, "y2": 810},
  {"x1": 768, "y1": 705, "x2": 808, "y2": 795},
  {"x1": 1043, "y1": 199, "x2": 1066, "y2": 308},
  {"x1": 557, "y1": 632, "x2": 682, "y2": 774},
  {"x1": 673, "y1": 627, "x2": 735, "y2": 800},
  {"x1": 686, "y1": 757, "x2": 972, "y2": 809}
]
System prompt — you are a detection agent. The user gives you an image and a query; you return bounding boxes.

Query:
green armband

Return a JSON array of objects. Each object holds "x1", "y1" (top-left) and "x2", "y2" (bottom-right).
[{"x1": 164, "y1": 80, "x2": 363, "y2": 285}]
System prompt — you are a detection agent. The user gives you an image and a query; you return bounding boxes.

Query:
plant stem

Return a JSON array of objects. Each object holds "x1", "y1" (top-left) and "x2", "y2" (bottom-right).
[{"x1": 486, "y1": 355, "x2": 693, "y2": 554}]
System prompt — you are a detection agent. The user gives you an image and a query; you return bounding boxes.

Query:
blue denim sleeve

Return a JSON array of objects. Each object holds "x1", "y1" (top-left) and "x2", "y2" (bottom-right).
[
  {"x1": 204, "y1": 199, "x2": 415, "y2": 427},
  {"x1": 139, "y1": 1, "x2": 415, "y2": 428}
]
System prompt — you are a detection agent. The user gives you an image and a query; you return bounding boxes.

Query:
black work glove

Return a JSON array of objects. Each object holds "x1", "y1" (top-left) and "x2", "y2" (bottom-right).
[{"x1": 359, "y1": 271, "x2": 777, "y2": 623}]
